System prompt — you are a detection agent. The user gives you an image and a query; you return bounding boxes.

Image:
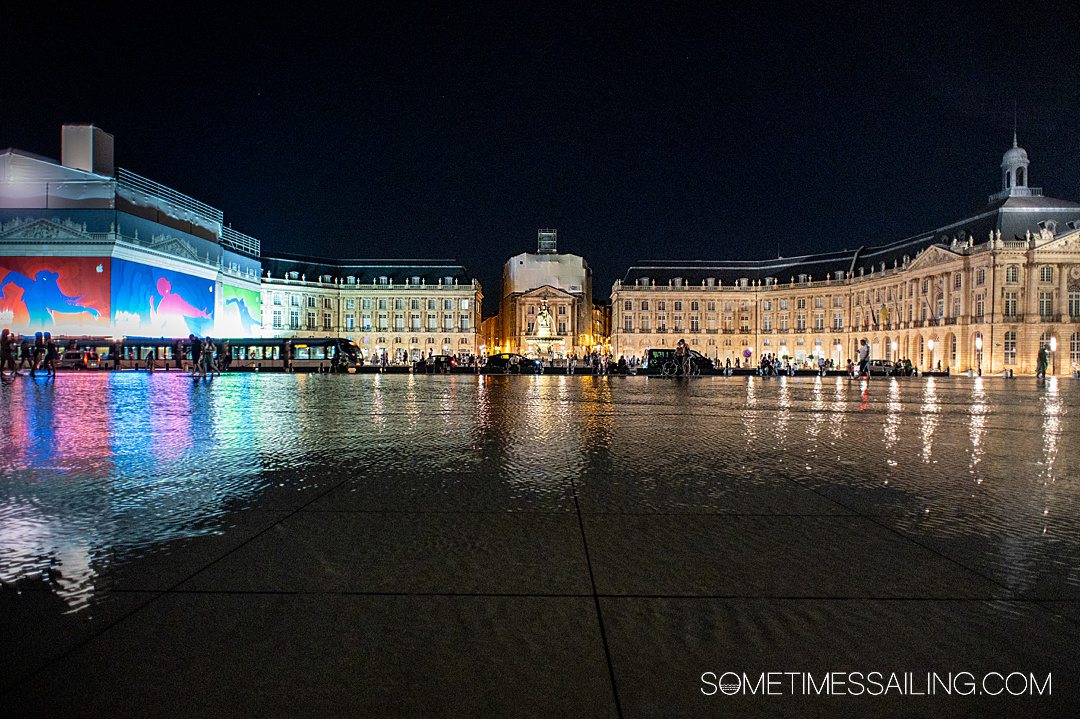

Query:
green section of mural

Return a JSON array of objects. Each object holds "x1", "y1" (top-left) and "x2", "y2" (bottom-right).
[{"x1": 218, "y1": 285, "x2": 262, "y2": 336}]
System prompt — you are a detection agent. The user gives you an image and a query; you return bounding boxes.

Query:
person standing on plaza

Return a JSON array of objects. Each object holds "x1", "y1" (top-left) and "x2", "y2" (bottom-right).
[
  {"x1": 0, "y1": 329, "x2": 19, "y2": 378},
  {"x1": 188, "y1": 334, "x2": 201, "y2": 376},
  {"x1": 18, "y1": 337, "x2": 32, "y2": 373},
  {"x1": 857, "y1": 338, "x2": 870, "y2": 379},
  {"x1": 44, "y1": 333, "x2": 58, "y2": 377},
  {"x1": 1036, "y1": 343, "x2": 1049, "y2": 379},
  {"x1": 31, "y1": 332, "x2": 45, "y2": 378}
]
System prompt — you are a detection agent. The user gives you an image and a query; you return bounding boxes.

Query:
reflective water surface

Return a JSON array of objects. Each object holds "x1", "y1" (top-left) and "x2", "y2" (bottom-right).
[{"x1": 2, "y1": 372, "x2": 1076, "y2": 612}]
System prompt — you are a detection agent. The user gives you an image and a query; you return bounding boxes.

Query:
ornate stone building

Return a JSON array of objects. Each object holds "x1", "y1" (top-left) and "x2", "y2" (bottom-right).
[
  {"x1": 611, "y1": 138, "x2": 1080, "y2": 375},
  {"x1": 260, "y1": 254, "x2": 482, "y2": 362},
  {"x1": 490, "y1": 230, "x2": 599, "y2": 358}
]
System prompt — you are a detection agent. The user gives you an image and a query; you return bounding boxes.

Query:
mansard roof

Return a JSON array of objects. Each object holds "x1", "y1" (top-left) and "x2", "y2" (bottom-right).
[
  {"x1": 623, "y1": 193, "x2": 1080, "y2": 286},
  {"x1": 262, "y1": 252, "x2": 474, "y2": 285}
]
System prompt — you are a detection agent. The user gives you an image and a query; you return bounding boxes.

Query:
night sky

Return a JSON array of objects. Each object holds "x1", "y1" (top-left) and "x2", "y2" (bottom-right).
[{"x1": 6, "y1": 3, "x2": 1080, "y2": 315}]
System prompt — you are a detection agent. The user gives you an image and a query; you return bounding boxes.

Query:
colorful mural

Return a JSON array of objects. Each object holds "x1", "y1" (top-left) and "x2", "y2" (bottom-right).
[
  {"x1": 111, "y1": 258, "x2": 214, "y2": 337},
  {"x1": 0, "y1": 256, "x2": 111, "y2": 334},
  {"x1": 218, "y1": 284, "x2": 263, "y2": 336}
]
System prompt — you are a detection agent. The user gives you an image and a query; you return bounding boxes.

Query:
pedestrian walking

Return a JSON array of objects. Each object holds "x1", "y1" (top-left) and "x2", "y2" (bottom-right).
[
  {"x1": 857, "y1": 339, "x2": 870, "y2": 379},
  {"x1": 44, "y1": 333, "x2": 58, "y2": 377},
  {"x1": 0, "y1": 329, "x2": 19, "y2": 378},
  {"x1": 1036, "y1": 344, "x2": 1049, "y2": 379}
]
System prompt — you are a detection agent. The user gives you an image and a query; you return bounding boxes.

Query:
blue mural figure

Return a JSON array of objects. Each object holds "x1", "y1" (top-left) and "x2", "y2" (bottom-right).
[
  {"x1": 0, "y1": 270, "x2": 101, "y2": 330},
  {"x1": 225, "y1": 297, "x2": 262, "y2": 334}
]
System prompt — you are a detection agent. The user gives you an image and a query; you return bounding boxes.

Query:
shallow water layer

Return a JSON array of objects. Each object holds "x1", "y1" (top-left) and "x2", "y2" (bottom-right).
[{"x1": 1, "y1": 373, "x2": 1077, "y2": 716}]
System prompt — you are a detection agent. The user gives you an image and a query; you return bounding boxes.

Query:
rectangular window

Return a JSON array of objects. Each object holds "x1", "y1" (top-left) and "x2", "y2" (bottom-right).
[
  {"x1": 306, "y1": 312, "x2": 316, "y2": 329},
  {"x1": 1004, "y1": 330, "x2": 1016, "y2": 365},
  {"x1": 640, "y1": 317, "x2": 650, "y2": 331},
  {"x1": 674, "y1": 301, "x2": 682, "y2": 311},
  {"x1": 427, "y1": 314, "x2": 436, "y2": 330},
  {"x1": 362, "y1": 299, "x2": 372, "y2": 310},
  {"x1": 461, "y1": 317, "x2": 470, "y2": 331},
  {"x1": 307, "y1": 296, "x2": 316, "y2": 308},
  {"x1": 952, "y1": 298, "x2": 960, "y2": 318},
  {"x1": 394, "y1": 315, "x2": 405, "y2": 330},
  {"x1": 346, "y1": 314, "x2": 355, "y2": 331},
  {"x1": 833, "y1": 313, "x2": 843, "y2": 331},
  {"x1": 953, "y1": 273, "x2": 962, "y2": 290},
  {"x1": 558, "y1": 305, "x2": 566, "y2": 315},
  {"x1": 1006, "y1": 266, "x2": 1019, "y2": 283},
  {"x1": 1069, "y1": 291, "x2": 1080, "y2": 319},
  {"x1": 975, "y1": 295, "x2": 984, "y2": 319},
  {"x1": 410, "y1": 299, "x2": 420, "y2": 310},
  {"x1": 1040, "y1": 266, "x2": 1053, "y2": 283},
  {"x1": 362, "y1": 314, "x2": 372, "y2": 331},
  {"x1": 378, "y1": 314, "x2": 387, "y2": 330},
  {"x1": 976, "y1": 268, "x2": 986, "y2": 286},
  {"x1": 443, "y1": 314, "x2": 453, "y2": 330},
  {"x1": 323, "y1": 314, "x2": 332, "y2": 331},
  {"x1": 707, "y1": 301, "x2": 716, "y2": 311},
  {"x1": 814, "y1": 314, "x2": 824, "y2": 332},
  {"x1": 623, "y1": 301, "x2": 632, "y2": 311},
  {"x1": 558, "y1": 321, "x2": 566, "y2": 334},
  {"x1": 460, "y1": 299, "x2": 470, "y2": 311},
  {"x1": 1039, "y1": 292, "x2": 1054, "y2": 318},
  {"x1": 814, "y1": 297, "x2": 824, "y2": 309},
  {"x1": 378, "y1": 299, "x2": 387, "y2": 310},
  {"x1": 674, "y1": 315, "x2": 683, "y2": 332},
  {"x1": 394, "y1": 299, "x2": 404, "y2": 310},
  {"x1": 273, "y1": 293, "x2": 282, "y2": 306},
  {"x1": 273, "y1": 310, "x2": 282, "y2": 329},
  {"x1": 444, "y1": 300, "x2": 453, "y2": 310},
  {"x1": 290, "y1": 295, "x2": 299, "y2": 307},
  {"x1": 289, "y1": 310, "x2": 299, "y2": 329},
  {"x1": 346, "y1": 298, "x2": 355, "y2": 310},
  {"x1": 690, "y1": 301, "x2": 699, "y2": 311},
  {"x1": 323, "y1": 298, "x2": 332, "y2": 309},
  {"x1": 641, "y1": 300, "x2": 649, "y2": 311},
  {"x1": 623, "y1": 316, "x2": 633, "y2": 332},
  {"x1": 427, "y1": 299, "x2": 436, "y2": 310},
  {"x1": 795, "y1": 315, "x2": 806, "y2": 332},
  {"x1": 763, "y1": 315, "x2": 772, "y2": 332},
  {"x1": 1004, "y1": 292, "x2": 1018, "y2": 317},
  {"x1": 763, "y1": 300, "x2": 771, "y2": 311},
  {"x1": 779, "y1": 315, "x2": 789, "y2": 332},
  {"x1": 690, "y1": 316, "x2": 700, "y2": 332}
]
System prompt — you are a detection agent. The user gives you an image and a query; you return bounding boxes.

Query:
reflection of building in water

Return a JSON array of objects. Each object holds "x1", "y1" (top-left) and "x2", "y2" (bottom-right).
[
  {"x1": 611, "y1": 137, "x2": 1080, "y2": 375},
  {"x1": 487, "y1": 229, "x2": 606, "y2": 358}
]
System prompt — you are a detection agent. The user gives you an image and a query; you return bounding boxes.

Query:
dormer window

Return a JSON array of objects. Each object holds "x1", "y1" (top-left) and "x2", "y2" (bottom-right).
[
  {"x1": 346, "y1": 275, "x2": 357, "y2": 284},
  {"x1": 378, "y1": 276, "x2": 389, "y2": 285}
]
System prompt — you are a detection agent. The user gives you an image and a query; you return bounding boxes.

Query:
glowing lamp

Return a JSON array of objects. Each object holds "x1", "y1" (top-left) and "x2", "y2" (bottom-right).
[
  {"x1": 927, "y1": 339, "x2": 935, "y2": 351},
  {"x1": 975, "y1": 336, "x2": 982, "y2": 351},
  {"x1": 1050, "y1": 336, "x2": 1057, "y2": 352},
  {"x1": 891, "y1": 340, "x2": 898, "y2": 353}
]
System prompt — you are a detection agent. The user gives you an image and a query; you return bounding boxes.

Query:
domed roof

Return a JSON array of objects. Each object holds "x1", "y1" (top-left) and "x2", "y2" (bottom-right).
[{"x1": 1001, "y1": 136, "x2": 1029, "y2": 167}]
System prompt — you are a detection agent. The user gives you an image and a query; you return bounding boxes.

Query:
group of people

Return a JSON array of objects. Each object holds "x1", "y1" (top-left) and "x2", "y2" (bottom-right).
[
  {"x1": 0, "y1": 329, "x2": 60, "y2": 381},
  {"x1": 187, "y1": 335, "x2": 232, "y2": 379}
]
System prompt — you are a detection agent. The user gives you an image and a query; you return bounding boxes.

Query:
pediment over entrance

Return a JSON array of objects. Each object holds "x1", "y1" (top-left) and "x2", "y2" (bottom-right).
[{"x1": 905, "y1": 245, "x2": 961, "y2": 272}]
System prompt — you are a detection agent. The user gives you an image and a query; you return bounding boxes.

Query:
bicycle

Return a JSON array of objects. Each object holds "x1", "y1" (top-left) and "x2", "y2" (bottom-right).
[{"x1": 661, "y1": 357, "x2": 699, "y2": 377}]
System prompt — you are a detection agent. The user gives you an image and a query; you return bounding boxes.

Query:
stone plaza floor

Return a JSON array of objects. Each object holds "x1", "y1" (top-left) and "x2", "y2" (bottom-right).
[{"x1": 1, "y1": 372, "x2": 1078, "y2": 717}]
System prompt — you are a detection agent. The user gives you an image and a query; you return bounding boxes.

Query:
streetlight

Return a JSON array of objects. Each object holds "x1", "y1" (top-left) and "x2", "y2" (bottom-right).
[
  {"x1": 927, "y1": 338, "x2": 935, "y2": 372},
  {"x1": 975, "y1": 335, "x2": 983, "y2": 377},
  {"x1": 890, "y1": 339, "x2": 898, "y2": 360},
  {"x1": 1050, "y1": 335, "x2": 1058, "y2": 376}
]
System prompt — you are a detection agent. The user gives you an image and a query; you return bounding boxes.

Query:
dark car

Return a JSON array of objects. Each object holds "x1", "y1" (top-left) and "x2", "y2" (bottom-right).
[
  {"x1": 642, "y1": 347, "x2": 714, "y2": 375},
  {"x1": 483, "y1": 353, "x2": 543, "y2": 374},
  {"x1": 57, "y1": 351, "x2": 101, "y2": 370},
  {"x1": 414, "y1": 355, "x2": 457, "y2": 373}
]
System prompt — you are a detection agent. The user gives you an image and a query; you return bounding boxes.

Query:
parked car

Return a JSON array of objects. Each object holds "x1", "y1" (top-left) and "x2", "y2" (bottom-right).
[
  {"x1": 866, "y1": 359, "x2": 916, "y2": 376},
  {"x1": 58, "y1": 351, "x2": 101, "y2": 370},
  {"x1": 642, "y1": 348, "x2": 714, "y2": 375},
  {"x1": 483, "y1": 353, "x2": 543, "y2": 374},
  {"x1": 414, "y1": 355, "x2": 457, "y2": 373}
]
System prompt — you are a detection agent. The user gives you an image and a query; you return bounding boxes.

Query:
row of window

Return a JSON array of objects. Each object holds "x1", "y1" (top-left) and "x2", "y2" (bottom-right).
[
  {"x1": 271, "y1": 294, "x2": 471, "y2": 312},
  {"x1": 271, "y1": 311, "x2": 473, "y2": 332}
]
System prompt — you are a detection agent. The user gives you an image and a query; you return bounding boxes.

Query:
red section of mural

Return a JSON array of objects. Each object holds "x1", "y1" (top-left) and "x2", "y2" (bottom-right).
[{"x1": 0, "y1": 256, "x2": 111, "y2": 335}]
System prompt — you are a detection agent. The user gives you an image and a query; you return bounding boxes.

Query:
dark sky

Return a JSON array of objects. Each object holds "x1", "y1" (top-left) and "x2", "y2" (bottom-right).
[{"x1": 6, "y1": 2, "x2": 1080, "y2": 315}]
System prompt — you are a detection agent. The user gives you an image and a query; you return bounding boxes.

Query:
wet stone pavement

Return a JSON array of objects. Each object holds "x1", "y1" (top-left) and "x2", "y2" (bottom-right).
[{"x1": 0, "y1": 372, "x2": 1078, "y2": 718}]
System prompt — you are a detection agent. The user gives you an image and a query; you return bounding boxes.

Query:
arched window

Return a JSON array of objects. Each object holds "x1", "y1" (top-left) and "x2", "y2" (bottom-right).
[
  {"x1": 950, "y1": 335, "x2": 957, "y2": 363},
  {"x1": 1005, "y1": 170, "x2": 1012, "y2": 188},
  {"x1": 1017, "y1": 167, "x2": 1025, "y2": 186},
  {"x1": 1071, "y1": 333, "x2": 1080, "y2": 365}
]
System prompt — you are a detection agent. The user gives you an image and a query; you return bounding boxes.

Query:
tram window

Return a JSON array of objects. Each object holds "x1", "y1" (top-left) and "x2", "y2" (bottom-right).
[{"x1": 296, "y1": 347, "x2": 310, "y2": 360}]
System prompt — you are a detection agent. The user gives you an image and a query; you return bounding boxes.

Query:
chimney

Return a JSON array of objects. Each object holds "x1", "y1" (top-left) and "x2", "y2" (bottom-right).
[{"x1": 61, "y1": 124, "x2": 114, "y2": 176}]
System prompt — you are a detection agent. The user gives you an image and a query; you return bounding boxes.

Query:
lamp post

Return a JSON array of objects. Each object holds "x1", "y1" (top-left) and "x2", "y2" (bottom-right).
[
  {"x1": 927, "y1": 338, "x2": 935, "y2": 372},
  {"x1": 1050, "y1": 335, "x2": 1058, "y2": 376},
  {"x1": 890, "y1": 339, "x2": 898, "y2": 361},
  {"x1": 975, "y1": 335, "x2": 983, "y2": 377}
]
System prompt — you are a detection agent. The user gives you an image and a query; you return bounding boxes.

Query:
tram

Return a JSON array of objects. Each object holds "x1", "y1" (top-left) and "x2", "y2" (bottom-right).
[{"x1": 54, "y1": 336, "x2": 362, "y2": 372}]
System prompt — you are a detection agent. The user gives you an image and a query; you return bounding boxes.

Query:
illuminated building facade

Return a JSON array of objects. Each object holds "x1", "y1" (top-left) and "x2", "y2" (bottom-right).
[
  {"x1": 490, "y1": 229, "x2": 600, "y2": 358},
  {"x1": 260, "y1": 254, "x2": 482, "y2": 361},
  {"x1": 0, "y1": 125, "x2": 263, "y2": 339},
  {"x1": 611, "y1": 139, "x2": 1080, "y2": 375}
]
